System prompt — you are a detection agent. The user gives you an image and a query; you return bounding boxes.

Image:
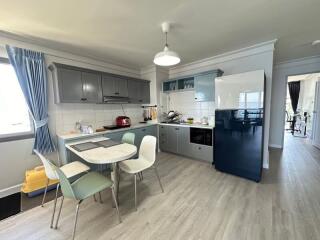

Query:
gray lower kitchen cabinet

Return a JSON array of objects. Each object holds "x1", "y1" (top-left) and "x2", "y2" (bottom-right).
[
  {"x1": 159, "y1": 124, "x2": 213, "y2": 162},
  {"x1": 102, "y1": 74, "x2": 128, "y2": 97},
  {"x1": 159, "y1": 125, "x2": 186, "y2": 154},
  {"x1": 128, "y1": 80, "x2": 150, "y2": 104},
  {"x1": 81, "y1": 72, "x2": 102, "y2": 103},
  {"x1": 177, "y1": 127, "x2": 191, "y2": 156},
  {"x1": 190, "y1": 144, "x2": 212, "y2": 162},
  {"x1": 105, "y1": 132, "x2": 123, "y2": 142},
  {"x1": 105, "y1": 125, "x2": 157, "y2": 154},
  {"x1": 166, "y1": 126, "x2": 179, "y2": 153},
  {"x1": 159, "y1": 125, "x2": 168, "y2": 150}
]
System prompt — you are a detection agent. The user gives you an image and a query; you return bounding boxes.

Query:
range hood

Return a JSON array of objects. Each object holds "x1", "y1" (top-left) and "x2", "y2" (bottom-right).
[{"x1": 103, "y1": 96, "x2": 130, "y2": 104}]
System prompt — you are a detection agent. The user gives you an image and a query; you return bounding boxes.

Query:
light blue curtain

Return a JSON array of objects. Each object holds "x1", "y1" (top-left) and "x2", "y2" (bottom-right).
[{"x1": 6, "y1": 45, "x2": 55, "y2": 154}]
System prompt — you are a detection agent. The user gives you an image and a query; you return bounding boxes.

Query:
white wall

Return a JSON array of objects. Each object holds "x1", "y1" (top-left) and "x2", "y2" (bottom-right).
[
  {"x1": 270, "y1": 56, "x2": 320, "y2": 148},
  {"x1": 169, "y1": 40, "x2": 276, "y2": 168},
  {"x1": 0, "y1": 34, "x2": 142, "y2": 197},
  {"x1": 140, "y1": 65, "x2": 169, "y2": 118},
  {"x1": 165, "y1": 91, "x2": 215, "y2": 122}
]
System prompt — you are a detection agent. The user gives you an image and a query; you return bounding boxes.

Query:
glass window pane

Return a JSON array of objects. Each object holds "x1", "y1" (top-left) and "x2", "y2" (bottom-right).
[{"x1": 0, "y1": 63, "x2": 32, "y2": 136}]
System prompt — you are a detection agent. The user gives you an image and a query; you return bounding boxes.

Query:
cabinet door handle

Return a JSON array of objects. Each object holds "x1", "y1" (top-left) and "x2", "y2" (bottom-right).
[
  {"x1": 198, "y1": 147, "x2": 202, "y2": 150},
  {"x1": 115, "y1": 92, "x2": 119, "y2": 95},
  {"x1": 142, "y1": 129, "x2": 146, "y2": 131},
  {"x1": 81, "y1": 98, "x2": 87, "y2": 101}
]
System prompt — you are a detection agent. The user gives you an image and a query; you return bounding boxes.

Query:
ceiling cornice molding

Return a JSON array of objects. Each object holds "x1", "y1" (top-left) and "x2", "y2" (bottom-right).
[
  {"x1": 140, "y1": 65, "x2": 157, "y2": 75},
  {"x1": 140, "y1": 64, "x2": 169, "y2": 75},
  {"x1": 169, "y1": 39, "x2": 277, "y2": 77},
  {"x1": 274, "y1": 55, "x2": 320, "y2": 70},
  {"x1": 0, "y1": 31, "x2": 141, "y2": 77}
]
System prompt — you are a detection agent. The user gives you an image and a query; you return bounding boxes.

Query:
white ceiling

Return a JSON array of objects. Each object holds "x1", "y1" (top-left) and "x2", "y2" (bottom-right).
[
  {"x1": 0, "y1": 0, "x2": 320, "y2": 68},
  {"x1": 288, "y1": 73, "x2": 320, "y2": 82}
]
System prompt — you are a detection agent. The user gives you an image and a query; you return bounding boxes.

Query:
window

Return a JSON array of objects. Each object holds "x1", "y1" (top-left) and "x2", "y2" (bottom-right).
[
  {"x1": 0, "y1": 59, "x2": 33, "y2": 140},
  {"x1": 239, "y1": 91, "x2": 264, "y2": 109}
]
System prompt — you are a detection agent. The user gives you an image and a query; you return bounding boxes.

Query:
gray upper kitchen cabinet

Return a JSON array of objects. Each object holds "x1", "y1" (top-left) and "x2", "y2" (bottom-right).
[
  {"x1": 52, "y1": 62, "x2": 150, "y2": 104},
  {"x1": 57, "y1": 67, "x2": 83, "y2": 103},
  {"x1": 193, "y1": 70, "x2": 223, "y2": 102},
  {"x1": 128, "y1": 79, "x2": 150, "y2": 104},
  {"x1": 81, "y1": 72, "x2": 102, "y2": 103},
  {"x1": 194, "y1": 72, "x2": 215, "y2": 102},
  {"x1": 57, "y1": 68, "x2": 83, "y2": 103},
  {"x1": 141, "y1": 81, "x2": 150, "y2": 103},
  {"x1": 56, "y1": 66, "x2": 101, "y2": 103},
  {"x1": 102, "y1": 74, "x2": 128, "y2": 97}
]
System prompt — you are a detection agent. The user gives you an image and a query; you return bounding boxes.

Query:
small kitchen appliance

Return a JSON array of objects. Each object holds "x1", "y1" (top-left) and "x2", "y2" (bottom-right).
[{"x1": 116, "y1": 116, "x2": 131, "y2": 127}]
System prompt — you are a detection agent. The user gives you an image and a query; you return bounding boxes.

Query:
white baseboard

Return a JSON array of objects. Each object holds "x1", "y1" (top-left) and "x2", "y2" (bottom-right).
[
  {"x1": 0, "y1": 184, "x2": 22, "y2": 198},
  {"x1": 269, "y1": 144, "x2": 283, "y2": 149}
]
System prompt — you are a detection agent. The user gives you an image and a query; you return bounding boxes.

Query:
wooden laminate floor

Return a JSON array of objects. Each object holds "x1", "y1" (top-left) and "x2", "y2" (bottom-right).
[{"x1": 1, "y1": 133, "x2": 320, "y2": 240}]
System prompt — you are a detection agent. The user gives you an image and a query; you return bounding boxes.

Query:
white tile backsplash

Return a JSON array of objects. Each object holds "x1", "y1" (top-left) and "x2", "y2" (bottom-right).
[
  {"x1": 48, "y1": 103, "x2": 143, "y2": 135},
  {"x1": 167, "y1": 91, "x2": 215, "y2": 122}
]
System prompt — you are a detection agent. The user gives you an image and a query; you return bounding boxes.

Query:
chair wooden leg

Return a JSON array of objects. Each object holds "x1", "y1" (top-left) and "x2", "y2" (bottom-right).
[
  {"x1": 72, "y1": 200, "x2": 82, "y2": 240},
  {"x1": 134, "y1": 174, "x2": 137, "y2": 211},
  {"x1": 154, "y1": 167, "x2": 164, "y2": 193},
  {"x1": 41, "y1": 178, "x2": 49, "y2": 207},
  {"x1": 93, "y1": 194, "x2": 97, "y2": 202},
  {"x1": 54, "y1": 196, "x2": 64, "y2": 229},
  {"x1": 111, "y1": 187, "x2": 122, "y2": 223},
  {"x1": 99, "y1": 192, "x2": 103, "y2": 203},
  {"x1": 50, "y1": 184, "x2": 59, "y2": 228}
]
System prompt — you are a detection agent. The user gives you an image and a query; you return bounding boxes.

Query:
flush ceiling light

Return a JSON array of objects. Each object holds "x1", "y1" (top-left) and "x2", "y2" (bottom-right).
[
  {"x1": 153, "y1": 22, "x2": 181, "y2": 67},
  {"x1": 312, "y1": 40, "x2": 320, "y2": 46}
]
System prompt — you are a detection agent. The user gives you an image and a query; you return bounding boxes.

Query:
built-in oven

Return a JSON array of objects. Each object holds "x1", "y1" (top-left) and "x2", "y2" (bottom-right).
[{"x1": 190, "y1": 127, "x2": 213, "y2": 146}]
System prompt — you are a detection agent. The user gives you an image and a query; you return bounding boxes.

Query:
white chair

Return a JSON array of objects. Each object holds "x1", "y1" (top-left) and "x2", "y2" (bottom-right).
[
  {"x1": 33, "y1": 150, "x2": 90, "y2": 228},
  {"x1": 119, "y1": 135, "x2": 164, "y2": 210}
]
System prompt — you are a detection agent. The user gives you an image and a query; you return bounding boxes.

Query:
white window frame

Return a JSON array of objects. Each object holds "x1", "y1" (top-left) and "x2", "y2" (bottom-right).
[
  {"x1": 0, "y1": 57, "x2": 34, "y2": 142},
  {"x1": 239, "y1": 91, "x2": 264, "y2": 109}
]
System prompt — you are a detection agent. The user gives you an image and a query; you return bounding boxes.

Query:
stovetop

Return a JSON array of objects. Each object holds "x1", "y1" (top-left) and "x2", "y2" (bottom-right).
[{"x1": 103, "y1": 125, "x2": 130, "y2": 130}]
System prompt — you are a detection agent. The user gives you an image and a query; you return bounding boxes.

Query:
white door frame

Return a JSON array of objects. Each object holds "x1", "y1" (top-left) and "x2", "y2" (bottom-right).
[
  {"x1": 312, "y1": 80, "x2": 320, "y2": 148},
  {"x1": 282, "y1": 71, "x2": 320, "y2": 147}
]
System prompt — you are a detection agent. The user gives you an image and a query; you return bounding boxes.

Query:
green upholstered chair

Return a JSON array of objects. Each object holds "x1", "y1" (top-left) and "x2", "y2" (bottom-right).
[
  {"x1": 50, "y1": 162, "x2": 121, "y2": 240},
  {"x1": 121, "y1": 132, "x2": 135, "y2": 145}
]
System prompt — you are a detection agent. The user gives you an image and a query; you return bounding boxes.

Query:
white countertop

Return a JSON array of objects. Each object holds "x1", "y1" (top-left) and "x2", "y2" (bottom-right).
[
  {"x1": 158, "y1": 122, "x2": 214, "y2": 129},
  {"x1": 57, "y1": 123, "x2": 158, "y2": 141},
  {"x1": 57, "y1": 122, "x2": 214, "y2": 142}
]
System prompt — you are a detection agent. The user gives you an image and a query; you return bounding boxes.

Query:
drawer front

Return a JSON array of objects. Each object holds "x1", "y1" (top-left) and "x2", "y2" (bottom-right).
[
  {"x1": 159, "y1": 125, "x2": 168, "y2": 151},
  {"x1": 191, "y1": 144, "x2": 213, "y2": 162}
]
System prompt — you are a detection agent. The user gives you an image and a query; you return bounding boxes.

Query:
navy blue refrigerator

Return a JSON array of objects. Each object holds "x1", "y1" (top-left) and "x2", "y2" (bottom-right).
[{"x1": 214, "y1": 70, "x2": 266, "y2": 182}]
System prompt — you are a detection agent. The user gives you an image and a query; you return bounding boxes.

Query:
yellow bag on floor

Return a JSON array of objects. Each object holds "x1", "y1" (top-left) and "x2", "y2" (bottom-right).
[{"x1": 21, "y1": 166, "x2": 59, "y2": 195}]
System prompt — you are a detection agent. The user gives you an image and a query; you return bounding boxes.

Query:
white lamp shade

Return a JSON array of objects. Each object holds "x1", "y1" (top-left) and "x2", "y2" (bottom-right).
[{"x1": 153, "y1": 46, "x2": 181, "y2": 66}]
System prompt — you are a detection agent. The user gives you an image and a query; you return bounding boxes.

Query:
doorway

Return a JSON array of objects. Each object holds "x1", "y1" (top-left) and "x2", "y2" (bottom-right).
[{"x1": 284, "y1": 73, "x2": 320, "y2": 148}]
